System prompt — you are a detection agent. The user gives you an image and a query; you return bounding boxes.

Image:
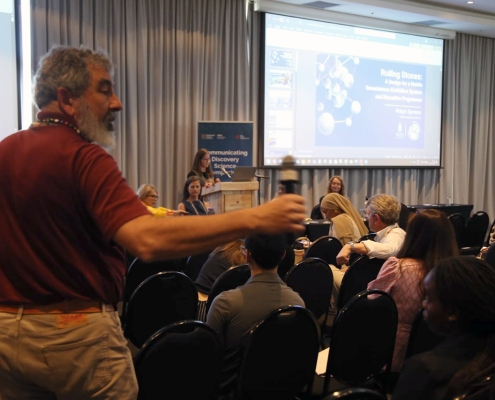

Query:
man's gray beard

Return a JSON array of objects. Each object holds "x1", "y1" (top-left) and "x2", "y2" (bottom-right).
[{"x1": 75, "y1": 100, "x2": 116, "y2": 151}]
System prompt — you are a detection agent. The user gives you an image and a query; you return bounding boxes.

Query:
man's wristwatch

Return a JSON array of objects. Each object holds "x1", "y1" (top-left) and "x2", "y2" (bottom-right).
[{"x1": 348, "y1": 241, "x2": 355, "y2": 252}]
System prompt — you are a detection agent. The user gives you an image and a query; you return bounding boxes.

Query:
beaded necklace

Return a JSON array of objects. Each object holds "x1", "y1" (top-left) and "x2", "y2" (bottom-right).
[
  {"x1": 187, "y1": 199, "x2": 207, "y2": 215},
  {"x1": 31, "y1": 118, "x2": 81, "y2": 134}
]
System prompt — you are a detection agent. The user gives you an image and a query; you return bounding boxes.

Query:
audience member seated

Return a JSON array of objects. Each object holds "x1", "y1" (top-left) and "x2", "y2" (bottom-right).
[
  {"x1": 136, "y1": 183, "x2": 184, "y2": 217},
  {"x1": 320, "y1": 193, "x2": 368, "y2": 246},
  {"x1": 331, "y1": 194, "x2": 406, "y2": 306},
  {"x1": 187, "y1": 148, "x2": 220, "y2": 187},
  {"x1": 479, "y1": 222, "x2": 495, "y2": 259},
  {"x1": 314, "y1": 175, "x2": 347, "y2": 219},
  {"x1": 196, "y1": 240, "x2": 246, "y2": 300},
  {"x1": 393, "y1": 256, "x2": 495, "y2": 399},
  {"x1": 327, "y1": 175, "x2": 346, "y2": 197},
  {"x1": 206, "y1": 234, "x2": 305, "y2": 397},
  {"x1": 367, "y1": 209, "x2": 459, "y2": 372},
  {"x1": 178, "y1": 176, "x2": 210, "y2": 215}
]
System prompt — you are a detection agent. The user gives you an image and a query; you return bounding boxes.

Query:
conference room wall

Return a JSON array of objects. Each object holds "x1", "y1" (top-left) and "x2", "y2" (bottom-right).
[{"x1": 30, "y1": 0, "x2": 495, "y2": 221}]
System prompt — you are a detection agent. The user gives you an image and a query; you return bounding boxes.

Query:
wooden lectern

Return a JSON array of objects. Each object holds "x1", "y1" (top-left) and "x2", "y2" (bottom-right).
[{"x1": 202, "y1": 181, "x2": 259, "y2": 214}]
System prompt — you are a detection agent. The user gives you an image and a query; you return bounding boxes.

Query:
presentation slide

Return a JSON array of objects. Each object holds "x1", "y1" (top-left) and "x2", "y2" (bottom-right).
[
  {"x1": 0, "y1": 0, "x2": 18, "y2": 141},
  {"x1": 262, "y1": 13, "x2": 444, "y2": 168}
]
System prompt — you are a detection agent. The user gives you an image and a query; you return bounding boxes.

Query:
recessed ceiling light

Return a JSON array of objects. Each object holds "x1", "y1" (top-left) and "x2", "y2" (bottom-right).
[{"x1": 467, "y1": 1, "x2": 474, "y2": 4}]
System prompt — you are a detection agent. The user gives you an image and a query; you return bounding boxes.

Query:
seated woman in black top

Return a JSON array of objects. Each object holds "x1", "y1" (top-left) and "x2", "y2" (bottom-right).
[
  {"x1": 196, "y1": 239, "x2": 245, "y2": 297},
  {"x1": 393, "y1": 256, "x2": 495, "y2": 400},
  {"x1": 195, "y1": 239, "x2": 245, "y2": 322},
  {"x1": 187, "y1": 148, "x2": 220, "y2": 187},
  {"x1": 178, "y1": 176, "x2": 210, "y2": 216}
]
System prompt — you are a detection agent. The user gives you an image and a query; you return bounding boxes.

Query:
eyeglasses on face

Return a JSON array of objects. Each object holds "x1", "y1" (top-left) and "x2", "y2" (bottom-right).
[
  {"x1": 202, "y1": 158, "x2": 210, "y2": 162},
  {"x1": 147, "y1": 194, "x2": 159, "y2": 199}
]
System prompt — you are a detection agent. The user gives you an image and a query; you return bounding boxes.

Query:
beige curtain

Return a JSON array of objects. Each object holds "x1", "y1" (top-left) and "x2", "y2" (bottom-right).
[{"x1": 30, "y1": 1, "x2": 495, "y2": 222}]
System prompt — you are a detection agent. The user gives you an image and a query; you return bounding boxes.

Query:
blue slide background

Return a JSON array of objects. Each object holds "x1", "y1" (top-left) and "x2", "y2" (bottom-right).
[{"x1": 314, "y1": 56, "x2": 426, "y2": 148}]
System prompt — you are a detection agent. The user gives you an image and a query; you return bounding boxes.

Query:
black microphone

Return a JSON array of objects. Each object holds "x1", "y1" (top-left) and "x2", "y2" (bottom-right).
[
  {"x1": 279, "y1": 155, "x2": 299, "y2": 246},
  {"x1": 221, "y1": 167, "x2": 232, "y2": 179},
  {"x1": 280, "y1": 155, "x2": 298, "y2": 194}
]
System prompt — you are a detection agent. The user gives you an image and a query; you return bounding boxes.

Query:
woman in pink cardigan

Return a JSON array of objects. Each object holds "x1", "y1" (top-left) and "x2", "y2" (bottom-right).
[{"x1": 368, "y1": 209, "x2": 459, "y2": 372}]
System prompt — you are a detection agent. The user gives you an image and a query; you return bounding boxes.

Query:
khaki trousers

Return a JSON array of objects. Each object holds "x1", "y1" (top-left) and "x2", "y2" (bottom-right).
[{"x1": 0, "y1": 308, "x2": 138, "y2": 400}]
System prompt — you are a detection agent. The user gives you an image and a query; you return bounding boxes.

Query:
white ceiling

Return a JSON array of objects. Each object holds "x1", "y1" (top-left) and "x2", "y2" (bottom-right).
[{"x1": 267, "y1": 0, "x2": 495, "y2": 38}]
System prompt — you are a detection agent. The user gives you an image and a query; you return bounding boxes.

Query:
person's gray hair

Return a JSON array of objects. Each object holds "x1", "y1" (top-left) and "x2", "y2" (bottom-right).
[
  {"x1": 33, "y1": 46, "x2": 114, "y2": 109},
  {"x1": 365, "y1": 194, "x2": 400, "y2": 225}
]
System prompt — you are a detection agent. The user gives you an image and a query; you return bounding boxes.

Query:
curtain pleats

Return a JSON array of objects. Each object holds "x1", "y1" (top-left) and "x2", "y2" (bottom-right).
[{"x1": 30, "y1": 1, "x2": 495, "y2": 221}]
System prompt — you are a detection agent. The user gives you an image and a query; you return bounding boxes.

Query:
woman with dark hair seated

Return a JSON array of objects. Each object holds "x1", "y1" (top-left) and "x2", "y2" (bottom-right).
[
  {"x1": 368, "y1": 209, "x2": 459, "y2": 372},
  {"x1": 393, "y1": 256, "x2": 495, "y2": 399},
  {"x1": 178, "y1": 176, "x2": 210, "y2": 216}
]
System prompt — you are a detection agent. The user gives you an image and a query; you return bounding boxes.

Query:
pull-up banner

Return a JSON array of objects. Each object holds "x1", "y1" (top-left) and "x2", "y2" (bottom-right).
[{"x1": 198, "y1": 121, "x2": 253, "y2": 182}]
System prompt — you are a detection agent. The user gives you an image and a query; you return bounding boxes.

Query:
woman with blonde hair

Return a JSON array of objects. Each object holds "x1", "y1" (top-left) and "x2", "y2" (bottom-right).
[
  {"x1": 136, "y1": 184, "x2": 184, "y2": 217},
  {"x1": 320, "y1": 193, "x2": 368, "y2": 246}
]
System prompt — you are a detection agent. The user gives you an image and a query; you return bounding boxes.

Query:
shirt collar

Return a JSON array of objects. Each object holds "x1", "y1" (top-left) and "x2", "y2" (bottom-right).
[{"x1": 375, "y1": 223, "x2": 399, "y2": 242}]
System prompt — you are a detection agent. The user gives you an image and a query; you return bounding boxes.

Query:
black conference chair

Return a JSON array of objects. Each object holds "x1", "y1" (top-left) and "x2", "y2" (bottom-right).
[
  {"x1": 358, "y1": 232, "x2": 376, "y2": 242},
  {"x1": 285, "y1": 258, "x2": 333, "y2": 331},
  {"x1": 460, "y1": 211, "x2": 490, "y2": 255},
  {"x1": 337, "y1": 255, "x2": 385, "y2": 312},
  {"x1": 134, "y1": 320, "x2": 223, "y2": 400},
  {"x1": 448, "y1": 213, "x2": 466, "y2": 248},
  {"x1": 398, "y1": 203, "x2": 414, "y2": 231},
  {"x1": 405, "y1": 311, "x2": 445, "y2": 360},
  {"x1": 321, "y1": 290, "x2": 398, "y2": 396},
  {"x1": 235, "y1": 306, "x2": 320, "y2": 400},
  {"x1": 125, "y1": 271, "x2": 198, "y2": 348},
  {"x1": 304, "y1": 235, "x2": 343, "y2": 267},
  {"x1": 122, "y1": 257, "x2": 185, "y2": 321},
  {"x1": 206, "y1": 264, "x2": 251, "y2": 313},
  {"x1": 322, "y1": 387, "x2": 387, "y2": 400},
  {"x1": 277, "y1": 245, "x2": 295, "y2": 281},
  {"x1": 183, "y1": 251, "x2": 211, "y2": 281}
]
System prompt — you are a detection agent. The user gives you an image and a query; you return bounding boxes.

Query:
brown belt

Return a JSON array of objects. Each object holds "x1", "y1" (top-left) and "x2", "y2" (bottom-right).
[{"x1": 0, "y1": 300, "x2": 117, "y2": 314}]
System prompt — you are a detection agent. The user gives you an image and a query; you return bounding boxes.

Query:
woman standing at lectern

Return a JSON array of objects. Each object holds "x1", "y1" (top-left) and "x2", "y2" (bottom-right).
[{"x1": 188, "y1": 148, "x2": 220, "y2": 187}]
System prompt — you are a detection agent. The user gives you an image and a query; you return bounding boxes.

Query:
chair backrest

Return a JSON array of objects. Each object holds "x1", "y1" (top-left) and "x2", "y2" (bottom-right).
[
  {"x1": 337, "y1": 255, "x2": 385, "y2": 311},
  {"x1": 304, "y1": 235, "x2": 343, "y2": 266},
  {"x1": 405, "y1": 311, "x2": 445, "y2": 360},
  {"x1": 322, "y1": 387, "x2": 387, "y2": 400},
  {"x1": 236, "y1": 306, "x2": 320, "y2": 400},
  {"x1": 125, "y1": 271, "x2": 198, "y2": 348},
  {"x1": 277, "y1": 245, "x2": 295, "y2": 280},
  {"x1": 206, "y1": 264, "x2": 251, "y2": 313},
  {"x1": 183, "y1": 251, "x2": 211, "y2": 281},
  {"x1": 325, "y1": 290, "x2": 398, "y2": 393},
  {"x1": 461, "y1": 211, "x2": 490, "y2": 248},
  {"x1": 134, "y1": 320, "x2": 223, "y2": 400},
  {"x1": 448, "y1": 213, "x2": 466, "y2": 248},
  {"x1": 124, "y1": 257, "x2": 185, "y2": 304},
  {"x1": 358, "y1": 232, "x2": 376, "y2": 242},
  {"x1": 398, "y1": 203, "x2": 414, "y2": 231},
  {"x1": 285, "y1": 258, "x2": 333, "y2": 320}
]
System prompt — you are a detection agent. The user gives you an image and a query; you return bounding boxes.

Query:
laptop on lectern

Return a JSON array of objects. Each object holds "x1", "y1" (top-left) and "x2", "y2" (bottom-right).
[{"x1": 232, "y1": 166, "x2": 257, "y2": 182}]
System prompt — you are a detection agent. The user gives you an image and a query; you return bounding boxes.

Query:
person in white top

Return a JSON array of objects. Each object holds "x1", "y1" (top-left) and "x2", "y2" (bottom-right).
[{"x1": 330, "y1": 194, "x2": 406, "y2": 307}]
